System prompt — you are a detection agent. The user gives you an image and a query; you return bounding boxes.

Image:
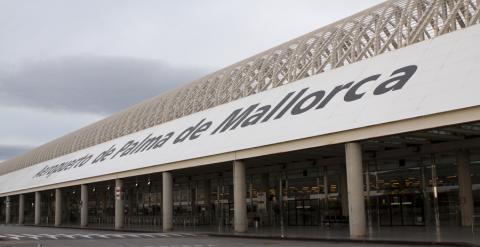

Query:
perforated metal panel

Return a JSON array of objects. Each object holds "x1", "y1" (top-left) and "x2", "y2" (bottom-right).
[{"x1": 1, "y1": 0, "x2": 479, "y2": 175}]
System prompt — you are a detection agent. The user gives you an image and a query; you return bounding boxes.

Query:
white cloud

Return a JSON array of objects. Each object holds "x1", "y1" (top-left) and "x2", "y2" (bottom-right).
[
  {"x1": 0, "y1": 105, "x2": 102, "y2": 146},
  {"x1": 0, "y1": 55, "x2": 205, "y2": 114}
]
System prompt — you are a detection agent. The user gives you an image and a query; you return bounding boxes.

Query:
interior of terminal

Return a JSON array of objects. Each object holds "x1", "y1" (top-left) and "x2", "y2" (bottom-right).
[{"x1": 2, "y1": 120, "x2": 479, "y2": 235}]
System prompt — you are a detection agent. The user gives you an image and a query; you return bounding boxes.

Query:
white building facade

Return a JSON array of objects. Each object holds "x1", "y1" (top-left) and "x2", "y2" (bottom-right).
[{"x1": 1, "y1": 0, "x2": 480, "y2": 237}]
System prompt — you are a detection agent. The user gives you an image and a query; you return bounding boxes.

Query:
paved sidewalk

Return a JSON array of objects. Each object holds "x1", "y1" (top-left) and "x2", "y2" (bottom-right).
[
  {"x1": 6, "y1": 224, "x2": 480, "y2": 246},
  {"x1": 173, "y1": 225, "x2": 480, "y2": 246}
]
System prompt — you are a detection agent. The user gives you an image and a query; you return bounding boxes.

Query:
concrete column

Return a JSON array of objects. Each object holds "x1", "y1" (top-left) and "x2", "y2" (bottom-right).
[
  {"x1": 345, "y1": 142, "x2": 366, "y2": 237},
  {"x1": 5, "y1": 196, "x2": 11, "y2": 224},
  {"x1": 18, "y1": 194, "x2": 25, "y2": 224},
  {"x1": 115, "y1": 178, "x2": 125, "y2": 229},
  {"x1": 457, "y1": 150, "x2": 474, "y2": 226},
  {"x1": 233, "y1": 160, "x2": 248, "y2": 233},
  {"x1": 163, "y1": 172, "x2": 173, "y2": 231},
  {"x1": 55, "y1": 188, "x2": 62, "y2": 226},
  {"x1": 80, "y1": 184, "x2": 88, "y2": 227},
  {"x1": 34, "y1": 191, "x2": 41, "y2": 225}
]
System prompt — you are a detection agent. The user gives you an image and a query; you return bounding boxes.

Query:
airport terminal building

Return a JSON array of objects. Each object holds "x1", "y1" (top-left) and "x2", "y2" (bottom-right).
[{"x1": 1, "y1": 0, "x2": 480, "y2": 238}]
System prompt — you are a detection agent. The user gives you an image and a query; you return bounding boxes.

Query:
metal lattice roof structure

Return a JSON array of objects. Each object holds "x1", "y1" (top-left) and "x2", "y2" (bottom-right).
[{"x1": 1, "y1": 0, "x2": 479, "y2": 176}]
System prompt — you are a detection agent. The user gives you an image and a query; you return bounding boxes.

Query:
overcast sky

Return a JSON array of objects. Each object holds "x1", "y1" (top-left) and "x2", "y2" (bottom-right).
[{"x1": 0, "y1": 0, "x2": 384, "y2": 161}]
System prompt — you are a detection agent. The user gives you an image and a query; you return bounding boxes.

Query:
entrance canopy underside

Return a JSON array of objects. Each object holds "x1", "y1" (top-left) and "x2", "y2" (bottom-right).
[{"x1": 170, "y1": 120, "x2": 480, "y2": 179}]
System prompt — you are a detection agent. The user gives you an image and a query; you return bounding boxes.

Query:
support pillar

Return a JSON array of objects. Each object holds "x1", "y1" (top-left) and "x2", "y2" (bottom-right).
[
  {"x1": 457, "y1": 150, "x2": 474, "y2": 226},
  {"x1": 233, "y1": 160, "x2": 247, "y2": 233},
  {"x1": 115, "y1": 178, "x2": 125, "y2": 230},
  {"x1": 18, "y1": 194, "x2": 25, "y2": 224},
  {"x1": 55, "y1": 188, "x2": 62, "y2": 226},
  {"x1": 5, "y1": 196, "x2": 11, "y2": 224},
  {"x1": 80, "y1": 184, "x2": 88, "y2": 227},
  {"x1": 345, "y1": 142, "x2": 366, "y2": 237},
  {"x1": 163, "y1": 172, "x2": 173, "y2": 231},
  {"x1": 34, "y1": 191, "x2": 41, "y2": 225}
]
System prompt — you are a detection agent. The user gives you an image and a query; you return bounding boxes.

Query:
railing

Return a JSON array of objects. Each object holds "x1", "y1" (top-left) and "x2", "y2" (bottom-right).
[
  {"x1": 173, "y1": 215, "x2": 198, "y2": 227},
  {"x1": 173, "y1": 214, "x2": 215, "y2": 227},
  {"x1": 40, "y1": 215, "x2": 54, "y2": 225},
  {"x1": 23, "y1": 215, "x2": 34, "y2": 225},
  {"x1": 472, "y1": 215, "x2": 480, "y2": 233},
  {"x1": 10, "y1": 216, "x2": 19, "y2": 224},
  {"x1": 88, "y1": 215, "x2": 114, "y2": 228},
  {"x1": 124, "y1": 215, "x2": 162, "y2": 231}
]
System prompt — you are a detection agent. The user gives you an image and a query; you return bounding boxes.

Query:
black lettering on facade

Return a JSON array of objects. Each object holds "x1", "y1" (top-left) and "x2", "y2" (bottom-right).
[
  {"x1": 274, "y1": 88, "x2": 308, "y2": 119},
  {"x1": 152, "y1": 132, "x2": 174, "y2": 149},
  {"x1": 139, "y1": 135, "x2": 163, "y2": 152},
  {"x1": 241, "y1": 105, "x2": 271, "y2": 127},
  {"x1": 261, "y1": 92, "x2": 295, "y2": 122},
  {"x1": 190, "y1": 121, "x2": 212, "y2": 140},
  {"x1": 132, "y1": 134, "x2": 153, "y2": 153},
  {"x1": 291, "y1": 90, "x2": 326, "y2": 115},
  {"x1": 344, "y1": 75, "x2": 381, "y2": 102},
  {"x1": 111, "y1": 141, "x2": 133, "y2": 159},
  {"x1": 32, "y1": 65, "x2": 419, "y2": 179},
  {"x1": 174, "y1": 119, "x2": 207, "y2": 144},
  {"x1": 211, "y1": 104, "x2": 259, "y2": 134},
  {"x1": 316, "y1": 82, "x2": 353, "y2": 109},
  {"x1": 374, "y1": 65, "x2": 417, "y2": 95}
]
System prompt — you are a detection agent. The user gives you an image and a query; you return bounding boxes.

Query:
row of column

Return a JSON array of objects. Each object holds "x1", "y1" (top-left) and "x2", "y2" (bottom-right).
[
  {"x1": 3, "y1": 176, "x2": 174, "y2": 231},
  {"x1": 3, "y1": 168, "x2": 243, "y2": 233},
  {"x1": 2, "y1": 143, "x2": 475, "y2": 237}
]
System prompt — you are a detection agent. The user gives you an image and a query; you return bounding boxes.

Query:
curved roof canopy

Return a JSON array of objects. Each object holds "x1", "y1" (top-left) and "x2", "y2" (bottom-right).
[{"x1": 1, "y1": 0, "x2": 479, "y2": 175}]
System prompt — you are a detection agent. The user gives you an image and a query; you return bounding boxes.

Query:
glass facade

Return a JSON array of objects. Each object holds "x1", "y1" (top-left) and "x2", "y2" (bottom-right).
[
  {"x1": 39, "y1": 190, "x2": 55, "y2": 225},
  {"x1": 1, "y1": 122, "x2": 479, "y2": 236},
  {"x1": 0, "y1": 197, "x2": 4, "y2": 223},
  {"x1": 123, "y1": 174, "x2": 162, "y2": 230},
  {"x1": 88, "y1": 181, "x2": 115, "y2": 228},
  {"x1": 3, "y1": 153, "x2": 480, "y2": 231},
  {"x1": 24, "y1": 193, "x2": 35, "y2": 224},
  {"x1": 62, "y1": 186, "x2": 80, "y2": 226}
]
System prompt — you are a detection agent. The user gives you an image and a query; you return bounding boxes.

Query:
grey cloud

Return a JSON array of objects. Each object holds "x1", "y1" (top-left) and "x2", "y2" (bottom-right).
[
  {"x1": 0, "y1": 144, "x2": 31, "y2": 161},
  {"x1": 0, "y1": 56, "x2": 206, "y2": 114}
]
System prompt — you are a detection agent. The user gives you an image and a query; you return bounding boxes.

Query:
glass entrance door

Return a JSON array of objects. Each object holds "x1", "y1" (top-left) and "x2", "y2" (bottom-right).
[
  {"x1": 378, "y1": 193, "x2": 425, "y2": 226},
  {"x1": 374, "y1": 166, "x2": 426, "y2": 226},
  {"x1": 287, "y1": 199, "x2": 319, "y2": 226}
]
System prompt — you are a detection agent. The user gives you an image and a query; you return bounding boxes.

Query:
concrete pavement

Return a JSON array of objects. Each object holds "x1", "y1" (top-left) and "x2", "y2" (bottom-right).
[{"x1": 0, "y1": 224, "x2": 452, "y2": 247}]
